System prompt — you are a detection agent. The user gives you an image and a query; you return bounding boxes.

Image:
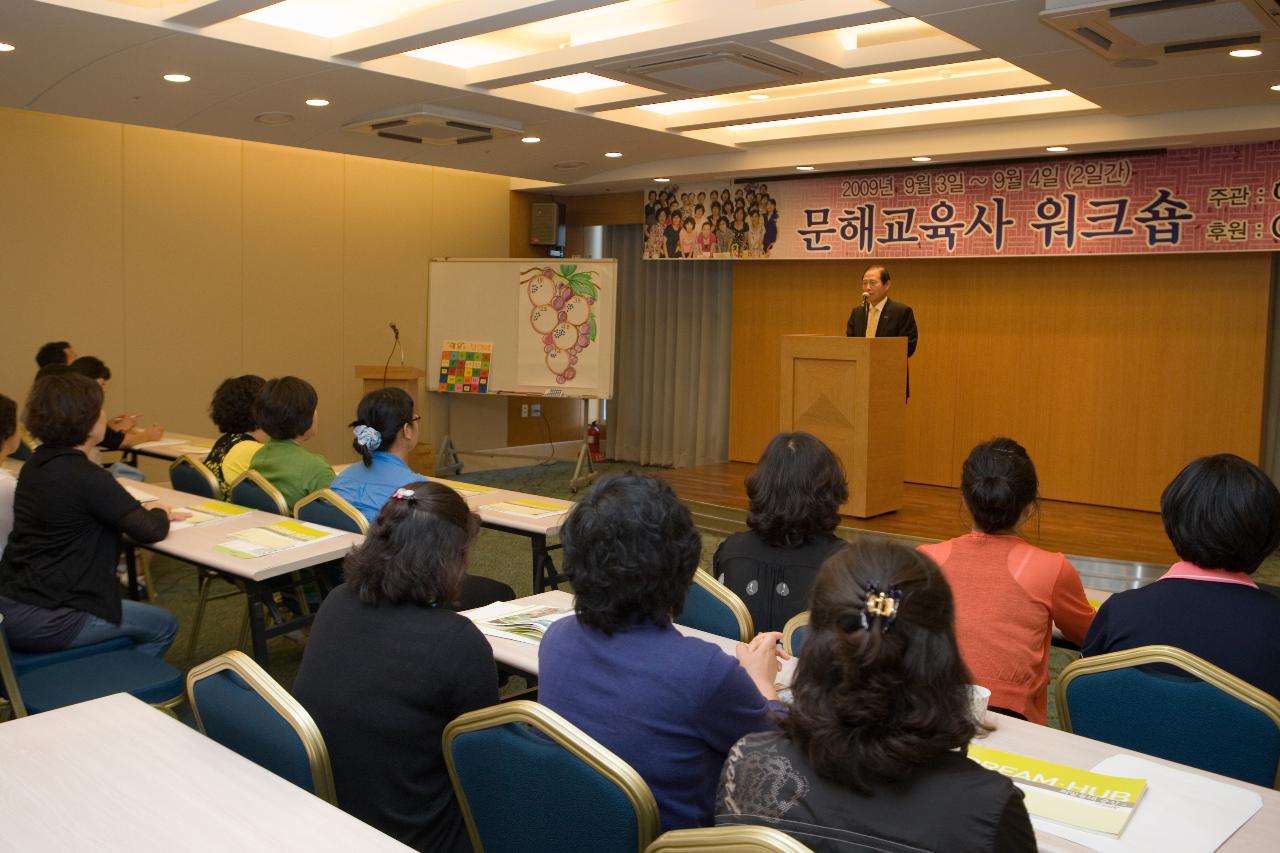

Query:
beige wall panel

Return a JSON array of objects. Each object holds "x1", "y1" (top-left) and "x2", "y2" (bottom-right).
[
  {"x1": 341, "y1": 156, "x2": 434, "y2": 448},
  {"x1": 0, "y1": 109, "x2": 125, "y2": 412},
  {"x1": 121, "y1": 125, "x2": 243, "y2": 438},
  {"x1": 429, "y1": 167, "x2": 510, "y2": 260},
  {"x1": 241, "y1": 142, "x2": 347, "y2": 462},
  {"x1": 731, "y1": 254, "x2": 1270, "y2": 511}
]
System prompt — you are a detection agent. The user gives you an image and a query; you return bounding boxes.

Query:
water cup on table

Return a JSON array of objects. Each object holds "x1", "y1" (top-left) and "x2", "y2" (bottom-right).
[{"x1": 968, "y1": 684, "x2": 992, "y2": 723}]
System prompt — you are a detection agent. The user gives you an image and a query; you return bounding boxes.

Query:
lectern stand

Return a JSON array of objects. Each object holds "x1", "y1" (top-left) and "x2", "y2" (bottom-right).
[
  {"x1": 779, "y1": 336, "x2": 906, "y2": 518},
  {"x1": 352, "y1": 365, "x2": 439, "y2": 472}
]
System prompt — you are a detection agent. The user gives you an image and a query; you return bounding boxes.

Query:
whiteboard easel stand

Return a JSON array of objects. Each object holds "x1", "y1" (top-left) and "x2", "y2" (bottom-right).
[
  {"x1": 569, "y1": 398, "x2": 597, "y2": 493},
  {"x1": 434, "y1": 434, "x2": 463, "y2": 477}
]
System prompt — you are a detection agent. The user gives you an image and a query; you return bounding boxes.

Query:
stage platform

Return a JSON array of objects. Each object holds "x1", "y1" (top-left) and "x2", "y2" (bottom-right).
[{"x1": 656, "y1": 462, "x2": 1177, "y2": 592}]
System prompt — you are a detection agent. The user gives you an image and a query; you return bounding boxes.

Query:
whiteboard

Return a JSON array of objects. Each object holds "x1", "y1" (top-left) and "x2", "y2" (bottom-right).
[{"x1": 427, "y1": 258, "x2": 616, "y2": 399}]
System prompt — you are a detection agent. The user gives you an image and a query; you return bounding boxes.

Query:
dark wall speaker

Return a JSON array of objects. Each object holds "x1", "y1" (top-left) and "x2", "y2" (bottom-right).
[{"x1": 531, "y1": 202, "x2": 563, "y2": 245}]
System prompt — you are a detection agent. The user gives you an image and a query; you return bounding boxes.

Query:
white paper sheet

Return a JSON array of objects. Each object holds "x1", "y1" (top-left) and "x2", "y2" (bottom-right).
[{"x1": 1032, "y1": 755, "x2": 1262, "y2": 852}]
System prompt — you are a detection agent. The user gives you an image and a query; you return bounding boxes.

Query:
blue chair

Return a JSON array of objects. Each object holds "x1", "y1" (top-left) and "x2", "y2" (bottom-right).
[
  {"x1": 0, "y1": 614, "x2": 183, "y2": 718},
  {"x1": 9, "y1": 637, "x2": 132, "y2": 676},
  {"x1": 169, "y1": 454, "x2": 219, "y2": 499},
  {"x1": 444, "y1": 700, "x2": 660, "y2": 853},
  {"x1": 229, "y1": 470, "x2": 288, "y2": 515},
  {"x1": 1057, "y1": 645, "x2": 1280, "y2": 788},
  {"x1": 782, "y1": 611, "x2": 809, "y2": 657},
  {"x1": 646, "y1": 826, "x2": 815, "y2": 853},
  {"x1": 295, "y1": 489, "x2": 369, "y2": 534},
  {"x1": 675, "y1": 569, "x2": 753, "y2": 642},
  {"x1": 186, "y1": 650, "x2": 336, "y2": 802}
]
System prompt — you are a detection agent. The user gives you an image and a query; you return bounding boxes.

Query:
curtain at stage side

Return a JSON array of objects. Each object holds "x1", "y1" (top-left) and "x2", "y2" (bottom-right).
[{"x1": 603, "y1": 224, "x2": 732, "y2": 468}]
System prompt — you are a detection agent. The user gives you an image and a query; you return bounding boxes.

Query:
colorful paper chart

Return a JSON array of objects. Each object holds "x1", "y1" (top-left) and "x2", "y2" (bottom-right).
[{"x1": 438, "y1": 340, "x2": 492, "y2": 393}]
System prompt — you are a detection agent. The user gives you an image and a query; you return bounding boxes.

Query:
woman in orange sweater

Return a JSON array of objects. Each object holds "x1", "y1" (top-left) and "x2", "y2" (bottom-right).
[{"x1": 918, "y1": 437, "x2": 1094, "y2": 723}]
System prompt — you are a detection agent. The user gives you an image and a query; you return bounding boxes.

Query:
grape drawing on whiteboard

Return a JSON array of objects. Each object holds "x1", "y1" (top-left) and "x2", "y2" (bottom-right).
[{"x1": 520, "y1": 265, "x2": 600, "y2": 386}]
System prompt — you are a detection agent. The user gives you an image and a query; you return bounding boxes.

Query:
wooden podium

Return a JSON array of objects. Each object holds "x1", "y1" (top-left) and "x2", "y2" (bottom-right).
[
  {"x1": 353, "y1": 365, "x2": 431, "y2": 470},
  {"x1": 779, "y1": 336, "x2": 906, "y2": 518}
]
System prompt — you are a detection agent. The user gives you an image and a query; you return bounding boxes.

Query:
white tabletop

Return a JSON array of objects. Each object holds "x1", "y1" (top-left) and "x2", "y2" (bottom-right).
[
  {"x1": 134, "y1": 482, "x2": 362, "y2": 583},
  {"x1": 430, "y1": 478, "x2": 571, "y2": 537},
  {"x1": 0, "y1": 693, "x2": 411, "y2": 853},
  {"x1": 128, "y1": 431, "x2": 217, "y2": 460},
  {"x1": 469, "y1": 592, "x2": 1278, "y2": 852}
]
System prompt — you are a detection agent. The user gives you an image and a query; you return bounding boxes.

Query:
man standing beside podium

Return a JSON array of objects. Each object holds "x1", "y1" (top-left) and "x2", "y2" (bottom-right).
[{"x1": 845, "y1": 264, "x2": 918, "y2": 397}]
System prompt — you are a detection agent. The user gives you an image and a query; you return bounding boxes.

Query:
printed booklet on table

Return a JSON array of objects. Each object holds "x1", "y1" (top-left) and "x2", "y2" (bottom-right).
[
  {"x1": 466, "y1": 602, "x2": 574, "y2": 645},
  {"x1": 967, "y1": 745, "x2": 1147, "y2": 837},
  {"x1": 213, "y1": 520, "x2": 340, "y2": 559}
]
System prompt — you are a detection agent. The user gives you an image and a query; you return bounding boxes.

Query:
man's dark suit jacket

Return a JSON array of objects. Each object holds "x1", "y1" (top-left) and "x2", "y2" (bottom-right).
[{"x1": 845, "y1": 297, "x2": 918, "y2": 397}]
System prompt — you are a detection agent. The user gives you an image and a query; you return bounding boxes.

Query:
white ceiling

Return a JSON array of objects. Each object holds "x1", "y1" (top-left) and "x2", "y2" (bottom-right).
[{"x1": 1, "y1": 0, "x2": 1277, "y2": 194}]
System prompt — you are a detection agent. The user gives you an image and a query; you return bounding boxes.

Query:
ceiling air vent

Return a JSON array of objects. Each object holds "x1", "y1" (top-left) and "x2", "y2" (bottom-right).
[
  {"x1": 344, "y1": 104, "x2": 522, "y2": 146},
  {"x1": 1040, "y1": 0, "x2": 1279, "y2": 60},
  {"x1": 599, "y1": 41, "x2": 822, "y2": 95}
]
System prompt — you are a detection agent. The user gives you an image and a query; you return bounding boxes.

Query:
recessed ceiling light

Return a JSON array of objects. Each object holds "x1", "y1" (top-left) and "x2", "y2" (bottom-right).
[
  {"x1": 604, "y1": 152, "x2": 623, "y2": 158},
  {"x1": 1271, "y1": 83, "x2": 1280, "y2": 91},
  {"x1": 521, "y1": 136, "x2": 541, "y2": 144},
  {"x1": 911, "y1": 156, "x2": 932, "y2": 162},
  {"x1": 163, "y1": 73, "x2": 191, "y2": 83},
  {"x1": 253, "y1": 112, "x2": 295, "y2": 125},
  {"x1": 748, "y1": 94, "x2": 769, "y2": 101},
  {"x1": 304, "y1": 98, "x2": 330, "y2": 107},
  {"x1": 1046, "y1": 145, "x2": 1069, "y2": 153},
  {"x1": 869, "y1": 77, "x2": 892, "y2": 85},
  {"x1": 1229, "y1": 48, "x2": 1262, "y2": 58},
  {"x1": 0, "y1": 43, "x2": 15, "y2": 53},
  {"x1": 532, "y1": 72, "x2": 626, "y2": 94},
  {"x1": 796, "y1": 165, "x2": 816, "y2": 171},
  {"x1": 654, "y1": 177, "x2": 670, "y2": 183}
]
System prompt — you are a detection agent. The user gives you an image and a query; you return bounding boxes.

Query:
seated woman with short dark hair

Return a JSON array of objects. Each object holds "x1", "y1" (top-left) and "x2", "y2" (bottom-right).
[
  {"x1": 293, "y1": 481, "x2": 500, "y2": 853},
  {"x1": 204, "y1": 375, "x2": 266, "y2": 499},
  {"x1": 1083, "y1": 454, "x2": 1280, "y2": 700},
  {"x1": 717, "y1": 537, "x2": 1036, "y2": 853},
  {"x1": 247, "y1": 376, "x2": 334, "y2": 511},
  {"x1": 713, "y1": 431, "x2": 849, "y2": 632},
  {"x1": 538, "y1": 474, "x2": 787, "y2": 831},
  {"x1": 0, "y1": 372, "x2": 179, "y2": 657}
]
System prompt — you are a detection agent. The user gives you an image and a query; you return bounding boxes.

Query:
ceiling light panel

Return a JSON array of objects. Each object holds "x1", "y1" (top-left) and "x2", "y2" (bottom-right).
[
  {"x1": 243, "y1": 0, "x2": 455, "y2": 39},
  {"x1": 695, "y1": 89, "x2": 1096, "y2": 145},
  {"x1": 773, "y1": 17, "x2": 978, "y2": 69},
  {"x1": 532, "y1": 73, "x2": 627, "y2": 94},
  {"x1": 407, "y1": 0, "x2": 676, "y2": 69}
]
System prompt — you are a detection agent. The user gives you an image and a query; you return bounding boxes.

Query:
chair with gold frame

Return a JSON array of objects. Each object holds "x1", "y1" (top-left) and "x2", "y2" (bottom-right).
[
  {"x1": 782, "y1": 611, "x2": 809, "y2": 657},
  {"x1": 187, "y1": 650, "x2": 337, "y2": 803},
  {"x1": 229, "y1": 470, "x2": 288, "y2": 515},
  {"x1": 0, "y1": 613, "x2": 184, "y2": 720},
  {"x1": 444, "y1": 700, "x2": 660, "y2": 853},
  {"x1": 169, "y1": 454, "x2": 220, "y2": 499},
  {"x1": 675, "y1": 569, "x2": 754, "y2": 643},
  {"x1": 295, "y1": 489, "x2": 369, "y2": 535},
  {"x1": 645, "y1": 826, "x2": 815, "y2": 853},
  {"x1": 1057, "y1": 644, "x2": 1280, "y2": 789}
]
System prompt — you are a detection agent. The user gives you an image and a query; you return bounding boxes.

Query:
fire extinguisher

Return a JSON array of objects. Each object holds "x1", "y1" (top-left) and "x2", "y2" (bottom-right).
[{"x1": 586, "y1": 420, "x2": 605, "y2": 463}]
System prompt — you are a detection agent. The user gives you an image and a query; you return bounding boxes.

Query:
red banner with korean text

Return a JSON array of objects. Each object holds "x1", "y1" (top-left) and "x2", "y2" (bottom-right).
[{"x1": 640, "y1": 141, "x2": 1280, "y2": 260}]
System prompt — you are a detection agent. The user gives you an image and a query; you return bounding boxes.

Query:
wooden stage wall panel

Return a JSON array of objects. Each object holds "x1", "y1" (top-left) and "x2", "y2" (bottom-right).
[{"x1": 731, "y1": 253, "x2": 1273, "y2": 512}]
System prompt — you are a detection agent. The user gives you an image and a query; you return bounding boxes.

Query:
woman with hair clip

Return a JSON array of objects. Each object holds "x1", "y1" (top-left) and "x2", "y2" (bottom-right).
[
  {"x1": 714, "y1": 432, "x2": 848, "y2": 632},
  {"x1": 330, "y1": 387, "x2": 513, "y2": 608},
  {"x1": 293, "y1": 481, "x2": 501, "y2": 853},
  {"x1": 920, "y1": 437, "x2": 1093, "y2": 723},
  {"x1": 717, "y1": 537, "x2": 1036, "y2": 852}
]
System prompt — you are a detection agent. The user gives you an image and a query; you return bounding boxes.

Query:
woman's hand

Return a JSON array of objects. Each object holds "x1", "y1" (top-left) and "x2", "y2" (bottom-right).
[
  {"x1": 166, "y1": 508, "x2": 191, "y2": 522},
  {"x1": 735, "y1": 631, "x2": 790, "y2": 700}
]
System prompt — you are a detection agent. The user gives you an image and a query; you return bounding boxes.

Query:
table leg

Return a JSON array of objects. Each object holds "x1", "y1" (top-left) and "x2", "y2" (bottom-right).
[
  {"x1": 247, "y1": 588, "x2": 270, "y2": 665},
  {"x1": 532, "y1": 535, "x2": 562, "y2": 593},
  {"x1": 124, "y1": 545, "x2": 140, "y2": 602}
]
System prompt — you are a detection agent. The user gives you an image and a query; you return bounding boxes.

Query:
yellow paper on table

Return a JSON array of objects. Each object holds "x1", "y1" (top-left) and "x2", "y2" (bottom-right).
[
  {"x1": 213, "y1": 520, "x2": 338, "y2": 559},
  {"x1": 968, "y1": 745, "x2": 1147, "y2": 837},
  {"x1": 432, "y1": 479, "x2": 498, "y2": 498},
  {"x1": 1088, "y1": 599, "x2": 1103, "y2": 610},
  {"x1": 188, "y1": 500, "x2": 252, "y2": 519},
  {"x1": 483, "y1": 498, "x2": 570, "y2": 518}
]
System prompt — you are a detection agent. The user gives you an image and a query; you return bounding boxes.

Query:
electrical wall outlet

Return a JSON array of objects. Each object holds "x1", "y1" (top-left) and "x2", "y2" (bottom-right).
[
  {"x1": 521, "y1": 404, "x2": 529, "y2": 418},
  {"x1": 531, "y1": 403, "x2": 542, "y2": 417}
]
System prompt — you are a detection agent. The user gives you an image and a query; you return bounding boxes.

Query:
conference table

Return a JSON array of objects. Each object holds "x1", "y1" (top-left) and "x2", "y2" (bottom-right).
[
  {"x1": 123, "y1": 431, "x2": 215, "y2": 464},
  {"x1": 0, "y1": 693, "x2": 411, "y2": 852},
  {"x1": 122, "y1": 482, "x2": 362, "y2": 665},
  {"x1": 468, "y1": 591, "x2": 1279, "y2": 853}
]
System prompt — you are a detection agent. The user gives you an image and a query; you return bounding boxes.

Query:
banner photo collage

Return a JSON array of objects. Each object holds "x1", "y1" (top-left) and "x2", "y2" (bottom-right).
[{"x1": 641, "y1": 141, "x2": 1280, "y2": 260}]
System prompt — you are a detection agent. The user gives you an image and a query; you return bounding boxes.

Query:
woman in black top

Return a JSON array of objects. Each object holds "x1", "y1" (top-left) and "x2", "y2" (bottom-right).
[
  {"x1": 0, "y1": 372, "x2": 179, "y2": 657},
  {"x1": 293, "y1": 480, "x2": 499, "y2": 853},
  {"x1": 713, "y1": 432, "x2": 848, "y2": 632},
  {"x1": 717, "y1": 537, "x2": 1036, "y2": 853}
]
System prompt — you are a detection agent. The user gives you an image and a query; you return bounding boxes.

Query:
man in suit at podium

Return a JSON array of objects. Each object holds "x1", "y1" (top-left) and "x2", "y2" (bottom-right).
[{"x1": 846, "y1": 264, "x2": 918, "y2": 397}]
